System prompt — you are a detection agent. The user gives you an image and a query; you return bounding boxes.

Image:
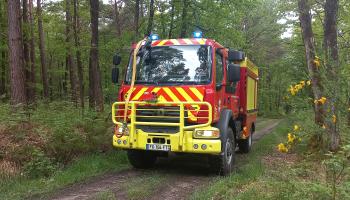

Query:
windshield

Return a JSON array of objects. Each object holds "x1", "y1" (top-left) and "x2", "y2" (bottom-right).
[{"x1": 125, "y1": 45, "x2": 212, "y2": 85}]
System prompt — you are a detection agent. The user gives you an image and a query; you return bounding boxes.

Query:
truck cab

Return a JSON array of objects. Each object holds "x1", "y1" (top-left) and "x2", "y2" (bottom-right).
[{"x1": 112, "y1": 34, "x2": 258, "y2": 175}]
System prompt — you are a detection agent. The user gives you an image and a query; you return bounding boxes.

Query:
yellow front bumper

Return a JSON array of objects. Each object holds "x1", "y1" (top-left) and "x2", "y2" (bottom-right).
[
  {"x1": 112, "y1": 101, "x2": 221, "y2": 154},
  {"x1": 112, "y1": 129, "x2": 221, "y2": 154}
]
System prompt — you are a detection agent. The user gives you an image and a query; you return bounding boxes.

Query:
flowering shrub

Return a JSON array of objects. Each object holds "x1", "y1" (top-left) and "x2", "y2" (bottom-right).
[
  {"x1": 288, "y1": 80, "x2": 311, "y2": 96},
  {"x1": 277, "y1": 124, "x2": 302, "y2": 153}
]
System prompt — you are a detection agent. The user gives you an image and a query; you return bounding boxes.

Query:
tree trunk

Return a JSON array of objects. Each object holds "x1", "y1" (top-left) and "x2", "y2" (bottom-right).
[
  {"x1": 37, "y1": 0, "x2": 49, "y2": 98},
  {"x1": 73, "y1": 0, "x2": 84, "y2": 109},
  {"x1": 348, "y1": 95, "x2": 350, "y2": 127},
  {"x1": 63, "y1": 62, "x2": 68, "y2": 96},
  {"x1": 180, "y1": 0, "x2": 189, "y2": 38},
  {"x1": 66, "y1": 0, "x2": 78, "y2": 105},
  {"x1": 140, "y1": 0, "x2": 144, "y2": 17},
  {"x1": 168, "y1": 0, "x2": 175, "y2": 39},
  {"x1": 7, "y1": 0, "x2": 27, "y2": 105},
  {"x1": 298, "y1": 0, "x2": 324, "y2": 125},
  {"x1": 89, "y1": 0, "x2": 104, "y2": 112},
  {"x1": 0, "y1": 0, "x2": 6, "y2": 96},
  {"x1": 114, "y1": 0, "x2": 121, "y2": 37},
  {"x1": 22, "y1": 0, "x2": 31, "y2": 101},
  {"x1": 134, "y1": 0, "x2": 140, "y2": 41},
  {"x1": 28, "y1": 0, "x2": 35, "y2": 101},
  {"x1": 0, "y1": 51, "x2": 5, "y2": 96},
  {"x1": 323, "y1": 0, "x2": 340, "y2": 151},
  {"x1": 146, "y1": 0, "x2": 154, "y2": 35}
]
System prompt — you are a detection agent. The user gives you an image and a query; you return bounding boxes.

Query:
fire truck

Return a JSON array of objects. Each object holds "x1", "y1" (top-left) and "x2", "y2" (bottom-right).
[{"x1": 111, "y1": 32, "x2": 258, "y2": 175}]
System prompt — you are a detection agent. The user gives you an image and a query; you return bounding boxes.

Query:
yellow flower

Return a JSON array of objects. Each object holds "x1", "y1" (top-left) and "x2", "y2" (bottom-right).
[
  {"x1": 288, "y1": 133, "x2": 296, "y2": 143},
  {"x1": 332, "y1": 115, "x2": 337, "y2": 123},
  {"x1": 298, "y1": 138, "x2": 302, "y2": 142},
  {"x1": 300, "y1": 81, "x2": 305, "y2": 86},
  {"x1": 319, "y1": 97, "x2": 327, "y2": 104},
  {"x1": 294, "y1": 125, "x2": 299, "y2": 131},
  {"x1": 295, "y1": 84, "x2": 303, "y2": 90},
  {"x1": 314, "y1": 56, "x2": 321, "y2": 68},
  {"x1": 277, "y1": 143, "x2": 288, "y2": 153},
  {"x1": 289, "y1": 86, "x2": 296, "y2": 96},
  {"x1": 314, "y1": 97, "x2": 327, "y2": 105},
  {"x1": 306, "y1": 80, "x2": 311, "y2": 86}
]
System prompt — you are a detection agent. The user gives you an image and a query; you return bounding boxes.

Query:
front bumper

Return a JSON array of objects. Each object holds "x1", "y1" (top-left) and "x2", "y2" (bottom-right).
[
  {"x1": 112, "y1": 128, "x2": 222, "y2": 154},
  {"x1": 112, "y1": 101, "x2": 221, "y2": 154}
]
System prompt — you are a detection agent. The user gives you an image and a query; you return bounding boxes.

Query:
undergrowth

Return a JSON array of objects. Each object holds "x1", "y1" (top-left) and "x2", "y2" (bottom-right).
[{"x1": 0, "y1": 101, "x2": 113, "y2": 178}]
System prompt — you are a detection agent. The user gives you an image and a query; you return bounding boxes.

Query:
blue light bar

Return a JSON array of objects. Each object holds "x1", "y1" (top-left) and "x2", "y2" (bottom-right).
[
  {"x1": 193, "y1": 30, "x2": 203, "y2": 38},
  {"x1": 150, "y1": 34, "x2": 160, "y2": 41}
]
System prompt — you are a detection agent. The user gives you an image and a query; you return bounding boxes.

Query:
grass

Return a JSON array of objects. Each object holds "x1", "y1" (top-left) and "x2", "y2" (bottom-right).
[
  {"x1": 190, "y1": 120, "x2": 288, "y2": 199},
  {"x1": 0, "y1": 150, "x2": 129, "y2": 200},
  {"x1": 191, "y1": 119, "x2": 350, "y2": 200},
  {"x1": 255, "y1": 118, "x2": 279, "y2": 131},
  {"x1": 122, "y1": 172, "x2": 168, "y2": 200},
  {"x1": 90, "y1": 190, "x2": 117, "y2": 200}
]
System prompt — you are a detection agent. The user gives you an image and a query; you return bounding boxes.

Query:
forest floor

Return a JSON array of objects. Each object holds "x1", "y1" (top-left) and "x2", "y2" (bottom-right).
[
  {"x1": 44, "y1": 118, "x2": 282, "y2": 200},
  {"x1": 3, "y1": 116, "x2": 347, "y2": 200}
]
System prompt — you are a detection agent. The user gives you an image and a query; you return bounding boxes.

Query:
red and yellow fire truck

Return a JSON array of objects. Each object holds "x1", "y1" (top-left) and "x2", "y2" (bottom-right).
[{"x1": 111, "y1": 32, "x2": 258, "y2": 175}]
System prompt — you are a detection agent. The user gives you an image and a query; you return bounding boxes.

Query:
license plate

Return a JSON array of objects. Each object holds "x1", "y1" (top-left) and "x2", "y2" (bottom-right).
[{"x1": 146, "y1": 144, "x2": 171, "y2": 151}]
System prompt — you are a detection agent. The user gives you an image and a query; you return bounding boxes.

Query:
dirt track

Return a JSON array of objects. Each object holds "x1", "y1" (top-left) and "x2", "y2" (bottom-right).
[{"x1": 48, "y1": 119, "x2": 281, "y2": 200}]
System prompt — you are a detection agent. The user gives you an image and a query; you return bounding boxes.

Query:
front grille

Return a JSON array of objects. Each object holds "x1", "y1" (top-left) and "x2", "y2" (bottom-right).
[
  {"x1": 136, "y1": 106, "x2": 187, "y2": 124},
  {"x1": 137, "y1": 125, "x2": 179, "y2": 133}
]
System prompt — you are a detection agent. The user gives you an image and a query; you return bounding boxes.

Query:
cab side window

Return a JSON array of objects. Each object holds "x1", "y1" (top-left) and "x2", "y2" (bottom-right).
[{"x1": 215, "y1": 53, "x2": 224, "y2": 85}]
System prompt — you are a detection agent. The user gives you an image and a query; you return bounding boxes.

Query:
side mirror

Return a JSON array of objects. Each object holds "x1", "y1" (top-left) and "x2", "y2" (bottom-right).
[
  {"x1": 227, "y1": 64, "x2": 241, "y2": 82},
  {"x1": 228, "y1": 50, "x2": 245, "y2": 62},
  {"x1": 113, "y1": 54, "x2": 121, "y2": 65},
  {"x1": 112, "y1": 67, "x2": 119, "y2": 83}
]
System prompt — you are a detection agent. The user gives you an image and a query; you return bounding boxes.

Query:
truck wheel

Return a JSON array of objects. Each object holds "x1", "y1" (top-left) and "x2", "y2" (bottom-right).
[
  {"x1": 238, "y1": 128, "x2": 253, "y2": 153},
  {"x1": 209, "y1": 127, "x2": 235, "y2": 176},
  {"x1": 127, "y1": 150, "x2": 157, "y2": 169}
]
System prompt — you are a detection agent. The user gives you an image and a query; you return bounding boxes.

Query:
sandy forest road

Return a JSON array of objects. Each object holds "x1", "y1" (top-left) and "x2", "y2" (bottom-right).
[{"x1": 48, "y1": 118, "x2": 281, "y2": 200}]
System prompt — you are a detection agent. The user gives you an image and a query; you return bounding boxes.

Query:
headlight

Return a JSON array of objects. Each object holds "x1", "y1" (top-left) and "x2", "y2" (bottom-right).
[{"x1": 193, "y1": 129, "x2": 220, "y2": 138}]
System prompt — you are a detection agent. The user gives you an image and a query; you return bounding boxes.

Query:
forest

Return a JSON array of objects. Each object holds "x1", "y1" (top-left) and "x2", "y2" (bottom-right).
[{"x1": 0, "y1": 0, "x2": 350, "y2": 199}]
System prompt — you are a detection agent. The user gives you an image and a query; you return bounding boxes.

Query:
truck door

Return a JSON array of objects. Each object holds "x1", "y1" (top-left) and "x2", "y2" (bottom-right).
[
  {"x1": 225, "y1": 60, "x2": 239, "y2": 116},
  {"x1": 215, "y1": 50, "x2": 224, "y2": 120}
]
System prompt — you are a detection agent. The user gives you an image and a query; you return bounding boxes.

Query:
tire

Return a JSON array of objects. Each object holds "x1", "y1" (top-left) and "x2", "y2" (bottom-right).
[
  {"x1": 238, "y1": 127, "x2": 253, "y2": 153},
  {"x1": 209, "y1": 127, "x2": 235, "y2": 176},
  {"x1": 127, "y1": 150, "x2": 157, "y2": 169}
]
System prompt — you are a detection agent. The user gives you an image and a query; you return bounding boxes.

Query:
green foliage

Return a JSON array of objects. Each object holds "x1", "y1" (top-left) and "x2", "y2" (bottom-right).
[
  {"x1": 0, "y1": 151, "x2": 129, "y2": 200},
  {"x1": 23, "y1": 149, "x2": 57, "y2": 178},
  {"x1": 0, "y1": 101, "x2": 113, "y2": 174},
  {"x1": 323, "y1": 145, "x2": 350, "y2": 200}
]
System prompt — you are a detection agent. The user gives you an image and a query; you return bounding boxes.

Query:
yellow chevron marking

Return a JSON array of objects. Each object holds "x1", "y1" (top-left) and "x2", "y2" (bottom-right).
[
  {"x1": 197, "y1": 39, "x2": 206, "y2": 45},
  {"x1": 151, "y1": 87, "x2": 161, "y2": 93},
  {"x1": 170, "y1": 39, "x2": 180, "y2": 45},
  {"x1": 163, "y1": 87, "x2": 180, "y2": 102},
  {"x1": 175, "y1": 87, "x2": 200, "y2": 121},
  {"x1": 124, "y1": 87, "x2": 137, "y2": 99},
  {"x1": 176, "y1": 87, "x2": 194, "y2": 102},
  {"x1": 157, "y1": 40, "x2": 168, "y2": 46},
  {"x1": 157, "y1": 95, "x2": 167, "y2": 103},
  {"x1": 183, "y1": 39, "x2": 192, "y2": 45},
  {"x1": 132, "y1": 87, "x2": 148, "y2": 100},
  {"x1": 189, "y1": 87, "x2": 204, "y2": 101}
]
